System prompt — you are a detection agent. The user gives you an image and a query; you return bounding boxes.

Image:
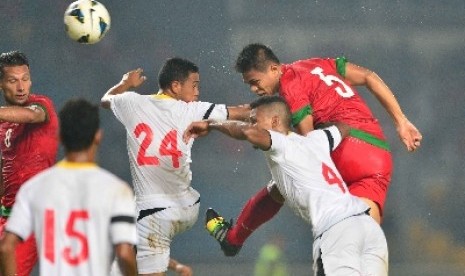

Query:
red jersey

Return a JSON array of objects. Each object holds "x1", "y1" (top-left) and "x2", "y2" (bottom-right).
[
  {"x1": 280, "y1": 57, "x2": 386, "y2": 141},
  {"x1": 0, "y1": 94, "x2": 58, "y2": 208}
]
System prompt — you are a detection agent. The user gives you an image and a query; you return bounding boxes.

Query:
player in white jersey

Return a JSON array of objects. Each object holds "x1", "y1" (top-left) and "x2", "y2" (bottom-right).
[
  {"x1": 184, "y1": 96, "x2": 389, "y2": 276},
  {"x1": 101, "y1": 58, "x2": 249, "y2": 276},
  {"x1": 0, "y1": 98, "x2": 138, "y2": 276}
]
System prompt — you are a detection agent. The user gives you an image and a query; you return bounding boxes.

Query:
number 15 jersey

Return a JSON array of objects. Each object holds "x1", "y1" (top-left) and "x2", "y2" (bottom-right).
[
  {"x1": 6, "y1": 161, "x2": 137, "y2": 276},
  {"x1": 109, "y1": 93, "x2": 228, "y2": 207}
]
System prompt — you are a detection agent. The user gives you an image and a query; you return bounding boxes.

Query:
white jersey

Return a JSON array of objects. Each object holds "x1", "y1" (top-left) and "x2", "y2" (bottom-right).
[
  {"x1": 6, "y1": 160, "x2": 137, "y2": 276},
  {"x1": 109, "y1": 92, "x2": 228, "y2": 208},
  {"x1": 265, "y1": 126, "x2": 368, "y2": 238}
]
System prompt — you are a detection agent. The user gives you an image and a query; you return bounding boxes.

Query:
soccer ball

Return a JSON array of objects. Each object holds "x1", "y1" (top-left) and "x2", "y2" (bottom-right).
[{"x1": 64, "y1": 0, "x2": 111, "y2": 44}]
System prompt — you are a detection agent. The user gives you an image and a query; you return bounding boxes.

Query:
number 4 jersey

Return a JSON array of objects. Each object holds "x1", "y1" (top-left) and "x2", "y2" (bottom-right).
[
  {"x1": 265, "y1": 126, "x2": 368, "y2": 238},
  {"x1": 6, "y1": 161, "x2": 137, "y2": 275},
  {"x1": 108, "y1": 92, "x2": 228, "y2": 207}
]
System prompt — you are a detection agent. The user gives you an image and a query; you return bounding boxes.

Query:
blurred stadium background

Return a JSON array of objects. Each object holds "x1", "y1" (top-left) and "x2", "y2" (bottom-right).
[{"x1": 2, "y1": 1, "x2": 465, "y2": 275}]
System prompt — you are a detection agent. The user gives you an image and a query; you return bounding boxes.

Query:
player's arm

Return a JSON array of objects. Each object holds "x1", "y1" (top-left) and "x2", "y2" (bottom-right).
[
  {"x1": 294, "y1": 115, "x2": 314, "y2": 136},
  {"x1": 101, "y1": 68, "x2": 146, "y2": 109},
  {"x1": 0, "y1": 232, "x2": 21, "y2": 275},
  {"x1": 343, "y1": 62, "x2": 422, "y2": 151},
  {"x1": 169, "y1": 258, "x2": 193, "y2": 276},
  {"x1": 333, "y1": 122, "x2": 350, "y2": 140},
  {"x1": 183, "y1": 120, "x2": 271, "y2": 150},
  {"x1": 0, "y1": 104, "x2": 46, "y2": 124},
  {"x1": 114, "y1": 243, "x2": 137, "y2": 276},
  {"x1": 226, "y1": 104, "x2": 251, "y2": 121}
]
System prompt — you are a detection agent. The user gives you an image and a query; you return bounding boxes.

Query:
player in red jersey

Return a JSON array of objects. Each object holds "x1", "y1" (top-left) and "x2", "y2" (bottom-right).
[
  {"x1": 0, "y1": 51, "x2": 58, "y2": 275},
  {"x1": 205, "y1": 43, "x2": 422, "y2": 256}
]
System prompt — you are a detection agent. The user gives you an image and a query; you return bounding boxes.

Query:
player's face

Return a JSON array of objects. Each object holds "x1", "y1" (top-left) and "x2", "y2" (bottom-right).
[
  {"x1": 0, "y1": 65, "x2": 32, "y2": 106},
  {"x1": 178, "y1": 72, "x2": 200, "y2": 102},
  {"x1": 250, "y1": 108, "x2": 273, "y2": 130},
  {"x1": 242, "y1": 65, "x2": 281, "y2": 97}
]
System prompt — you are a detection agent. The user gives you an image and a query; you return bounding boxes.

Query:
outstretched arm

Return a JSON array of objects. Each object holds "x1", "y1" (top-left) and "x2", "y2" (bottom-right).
[
  {"x1": 0, "y1": 105, "x2": 46, "y2": 124},
  {"x1": 226, "y1": 104, "x2": 251, "y2": 122},
  {"x1": 344, "y1": 62, "x2": 422, "y2": 152},
  {"x1": 101, "y1": 68, "x2": 147, "y2": 109},
  {"x1": 183, "y1": 120, "x2": 272, "y2": 150}
]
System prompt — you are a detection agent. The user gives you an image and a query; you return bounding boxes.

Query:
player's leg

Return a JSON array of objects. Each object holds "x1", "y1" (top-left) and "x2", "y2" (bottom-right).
[
  {"x1": 228, "y1": 181, "x2": 284, "y2": 244},
  {"x1": 318, "y1": 215, "x2": 370, "y2": 275},
  {"x1": 136, "y1": 204, "x2": 198, "y2": 275},
  {"x1": 331, "y1": 137, "x2": 393, "y2": 224},
  {"x1": 361, "y1": 216, "x2": 389, "y2": 276},
  {"x1": 206, "y1": 180, "x2": 284, "y2": 256}
]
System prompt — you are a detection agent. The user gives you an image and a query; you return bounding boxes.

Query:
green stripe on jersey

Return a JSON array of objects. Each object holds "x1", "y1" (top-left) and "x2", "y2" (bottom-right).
[
  {"x1": 350, "y1": 128, "x2": 390, "y2": 151},
  {"x1": 0, "y1": 205, "x2": 11, "y2": 217},
  {"x1": 336, "y1": 56, "x2": 348, "y2": 77},
  {"x1": 291, "y1": 105, "x2": 312, "y2": 126}
]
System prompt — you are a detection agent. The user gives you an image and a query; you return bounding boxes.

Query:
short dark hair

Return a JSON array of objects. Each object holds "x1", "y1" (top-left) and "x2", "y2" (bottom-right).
[
  {"x1": 158, "y1": 57, "x2": 199, "y2": 90},
  {"x1": 0, "y1": 51, "x2": 29, "y2": 79},
  {"x1": 250, "y1": 95, "x2": 291, "y2": 127},
  {"x1": 59, "y1": 98, "x2": 100, "y2": 152},
  {"x1": 235, "y1": 43, "x2": 280, "y2": 73}
]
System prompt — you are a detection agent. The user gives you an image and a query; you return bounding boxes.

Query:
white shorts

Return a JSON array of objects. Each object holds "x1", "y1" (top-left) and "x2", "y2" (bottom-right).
[
  {"x1": 136, "y1": 202, "x2": 199, "y2": 274},
  {"x1": 313, "y1": 214, "x2": 388, "y2": 276}
]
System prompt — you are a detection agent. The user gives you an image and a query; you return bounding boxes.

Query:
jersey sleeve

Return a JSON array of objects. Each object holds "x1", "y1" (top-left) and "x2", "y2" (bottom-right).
[
  {"x1": 188, "y1": 101, "x2": 228, "y2": 121},
  {"x1": 110, "y1": 182, "x2": 138, "y2": 245},
  {"x1": 305, "y1": 125, "x2": 342, "y2": 152},
  {"x1": 335, "y1": 56, "x2": 348, "y2": 77},
  {"x1": 268, "y1": 130, "x2": 287, "y2": 155},
  {"x1": 280, "y1": 69, "x2": 312, "y2": 127},
  {"x1": 108, "y1": 92, "x2": 139, "y2": 124},
  {"x1": 28, "y1": 96, "x2": 53, "y2": 122},
  {"x1": 5, "y1": 184, "x2": 33, "y2": 240}
]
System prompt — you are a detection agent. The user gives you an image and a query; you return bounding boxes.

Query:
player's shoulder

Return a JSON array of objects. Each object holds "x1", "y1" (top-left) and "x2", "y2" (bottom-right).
[
  {"x1": 95, "y1": 167, "x2": 132, "y2": 189},
  {"x1": 27, "y1": 94, "x2": 55, "y2": 106},
  {"x1": 292, "y1": 57, "x2": 335, "y2": 69},
  {"x1": 27, "y1": 94, "x2": 58, "y2": 117},
  {"x1": 17, "y1": 165, "x2": 57, "y2": 194},
  {"x1": 115, "y1": 91, "x2": 142, "y2": 100}
]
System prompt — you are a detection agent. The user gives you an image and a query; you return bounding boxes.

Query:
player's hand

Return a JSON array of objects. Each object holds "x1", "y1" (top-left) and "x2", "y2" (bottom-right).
[
  {"x1": 397, "y1": 118, "x2": 422, "y2": 152},
  {"x1": 183, "y1": 121, "x2": 210, "y2": 143},
  {"x1": 176, "y1": 264, "x2": 193, "y2": 276},
  {"x1": 121, "y1": 68, "x2": 146, "y2": 88}
]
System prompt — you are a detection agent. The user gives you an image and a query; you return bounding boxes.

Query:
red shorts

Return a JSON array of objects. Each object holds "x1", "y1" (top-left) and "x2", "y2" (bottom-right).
[
  {"x1": 0, "y1": 216, "x2": 38, "y2": 276},
  {"x1": 331, "y1": 136, "x2": 393, "y2": 215}
]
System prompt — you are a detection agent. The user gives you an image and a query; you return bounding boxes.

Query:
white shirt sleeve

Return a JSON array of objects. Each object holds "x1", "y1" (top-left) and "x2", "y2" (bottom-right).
[
  {"x1": 5, "y1": 184, "x2": 33, "y2": 240},
  {"x1": 324, "y1": 125, "x2": 343, "y2": 150},
  {"x1": 108, "y1": 92, "x2": 138, "y2": 124},
  {"x1": 267, "y1": 130, "x2": 288, "y2": 161},
  {"x1": 189, "y1": 102, "x2": 228, "y2": 121},
  {"x1": 110, "y1": 183, "x2": 138, "y2": 245},
  {"x1": 305, "y1": 126, "x2": 342, "y2": 152}
]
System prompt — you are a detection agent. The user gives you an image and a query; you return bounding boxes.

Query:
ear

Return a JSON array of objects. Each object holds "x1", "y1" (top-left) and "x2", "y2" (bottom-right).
[
  {"x1": 271, "y1": 115, "x2": 280, "y2": 129},
  {"x1": 94, "y1": 129, "x2": 103, "y2": 146},
  {"x1": 269, "y1": 63, "x2": 281, "y2": 76},
  {"x1": 170, "y1": 81, "x2": 181, "y2": 96}
]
